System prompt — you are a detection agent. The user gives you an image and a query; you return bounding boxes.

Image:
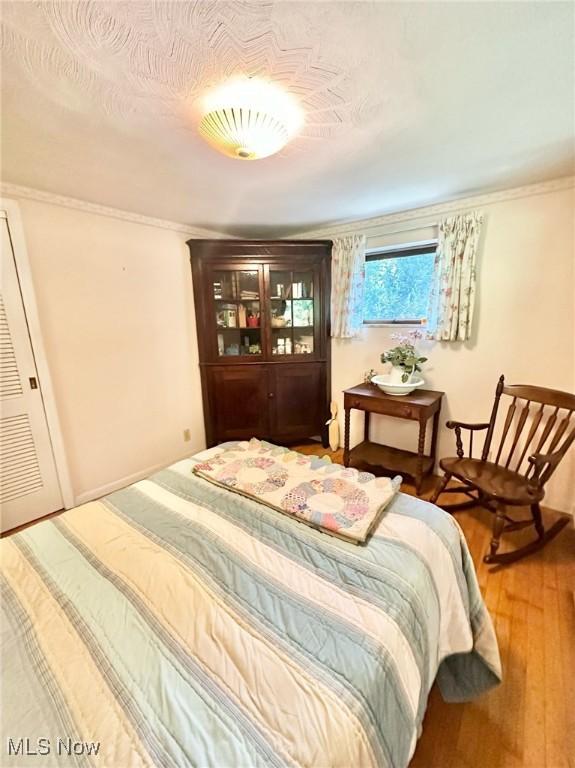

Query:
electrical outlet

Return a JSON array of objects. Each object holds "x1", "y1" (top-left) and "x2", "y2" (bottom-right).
[{"x1": 183, "y1": 429, "x2": 191, "y2": 442}]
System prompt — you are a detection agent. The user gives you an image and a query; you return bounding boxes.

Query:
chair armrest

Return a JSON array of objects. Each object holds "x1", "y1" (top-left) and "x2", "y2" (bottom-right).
[
  {"x1": 445, "y1": 420, "x2": 490, "y2": 431},
  {"x1": 445, "y1": 421, "x2": 490, "y2": 458},
  {"x1": 527, "y1": 450, "x2": 563, "y2": 487}
]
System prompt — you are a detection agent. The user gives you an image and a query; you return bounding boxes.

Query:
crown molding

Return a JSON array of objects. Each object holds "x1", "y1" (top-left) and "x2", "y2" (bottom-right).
[
  {"x1": 3, "y1": 175, "x2": 572, "y2": 241},
  {"x1": 295, "y1": 176, "x2": 575, "y2": 239},
  {"x1": 0, "y1": 182, "x2": 223, "y2": 237}
]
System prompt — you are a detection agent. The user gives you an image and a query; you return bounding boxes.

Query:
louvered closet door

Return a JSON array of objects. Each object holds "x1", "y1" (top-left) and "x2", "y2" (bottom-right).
[{"x1": 0, "y1": 215, "x2": 62, "y2": 532}]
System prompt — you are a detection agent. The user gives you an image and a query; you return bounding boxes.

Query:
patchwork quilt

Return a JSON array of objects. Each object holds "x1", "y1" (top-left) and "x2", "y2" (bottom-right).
[
  {"x1": 1, "y1": 446, "x2": 501, "y2": 768},
  {"x1": 193, "y1": 438, "x2": 402, "y2": 543}
]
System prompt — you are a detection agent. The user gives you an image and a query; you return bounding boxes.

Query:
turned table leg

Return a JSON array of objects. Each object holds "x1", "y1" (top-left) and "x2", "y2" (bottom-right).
[
  {"x1": 430, "y1": 409, "x2": 440, "y2": 463},
  {"x1": 343, "y1": 407, "x2": 351, "y2": 467},
  {"x1": 415, "y1": 417, "x2": 427, "y2": 495}
]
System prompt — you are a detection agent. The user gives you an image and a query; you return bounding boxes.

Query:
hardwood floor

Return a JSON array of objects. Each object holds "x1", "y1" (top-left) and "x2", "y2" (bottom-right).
[{"x1": 293, "y1": 441, "x2": 575, "y2": 768}]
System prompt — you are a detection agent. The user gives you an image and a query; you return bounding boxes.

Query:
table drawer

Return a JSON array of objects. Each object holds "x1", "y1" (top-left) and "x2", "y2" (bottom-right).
[{"x1": 344, "y1": 393, "x2": 418, "y2": 420}]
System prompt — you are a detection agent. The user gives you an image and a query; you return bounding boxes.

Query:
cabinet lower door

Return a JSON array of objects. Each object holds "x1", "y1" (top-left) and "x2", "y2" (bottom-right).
[
  {"x1": 269, "y1": 362, "x2": 325, "y2": 442},
  {"x1": 209, "y1": 365, "x2": 269, "y2": 443}
]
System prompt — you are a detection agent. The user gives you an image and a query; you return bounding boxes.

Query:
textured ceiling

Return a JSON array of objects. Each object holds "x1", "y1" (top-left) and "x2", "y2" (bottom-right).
[{"x1": 1, "y1": 1, "x2": 574, "y2": 235}]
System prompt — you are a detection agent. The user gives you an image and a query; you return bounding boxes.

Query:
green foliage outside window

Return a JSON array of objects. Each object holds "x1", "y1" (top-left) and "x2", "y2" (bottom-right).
[{"x1": 364, "y1": 251, "x2": 435, "y2": 322}]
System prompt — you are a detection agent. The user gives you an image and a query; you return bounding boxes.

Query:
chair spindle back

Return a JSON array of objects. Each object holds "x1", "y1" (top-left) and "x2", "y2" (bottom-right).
[{"x1": 482, "y1": 376, "x2": 575, "y2": 485}]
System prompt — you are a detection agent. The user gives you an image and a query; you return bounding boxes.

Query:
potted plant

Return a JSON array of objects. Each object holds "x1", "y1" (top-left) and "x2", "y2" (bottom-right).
[{"x1": 381, "y1": 338, "x2": 427, "y2": 384}]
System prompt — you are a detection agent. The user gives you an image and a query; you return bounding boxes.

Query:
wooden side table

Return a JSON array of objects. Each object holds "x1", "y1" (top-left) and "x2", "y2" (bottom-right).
[{"x1": 343, "y1": 383, "x2": 444, "y2": 495}]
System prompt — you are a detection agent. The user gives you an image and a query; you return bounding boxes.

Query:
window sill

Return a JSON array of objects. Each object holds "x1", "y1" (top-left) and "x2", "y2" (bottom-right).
[{"x1": 363, "y1": 321, "x2": 425, "y2": 328}]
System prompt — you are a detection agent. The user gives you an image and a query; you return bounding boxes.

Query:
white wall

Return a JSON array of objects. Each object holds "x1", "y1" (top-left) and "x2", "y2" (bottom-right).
[
  {"x1": 326, "y1": 184, "x2": 575, "y2": 513},
  {"x1": 12, "y1": 198, "x2": 205, "y2": 505}
]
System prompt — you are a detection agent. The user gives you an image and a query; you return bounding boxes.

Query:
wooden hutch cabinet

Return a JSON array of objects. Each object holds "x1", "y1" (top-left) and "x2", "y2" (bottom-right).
[{"x1": 188, "y1": 239, "x2": 332, "y2": 447}]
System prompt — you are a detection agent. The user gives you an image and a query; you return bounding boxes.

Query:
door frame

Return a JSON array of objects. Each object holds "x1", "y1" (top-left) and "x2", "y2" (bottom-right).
[{"x1": 1, "y1": 198, "x2": 74, "y2": 509}]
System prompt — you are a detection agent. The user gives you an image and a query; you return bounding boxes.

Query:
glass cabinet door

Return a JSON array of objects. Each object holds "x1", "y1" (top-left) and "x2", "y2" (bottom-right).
[
  {"x1": 269, "y1": 269, "x2": 315, "y2": 357},
  {"x1": 212, "y1": 269, "x2": 262, "y2": 357}
]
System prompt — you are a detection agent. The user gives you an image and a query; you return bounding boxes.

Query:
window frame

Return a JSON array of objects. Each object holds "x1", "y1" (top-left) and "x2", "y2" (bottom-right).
[{"x1": 363, "y1": 242, "x2": 438, "y2": 326}]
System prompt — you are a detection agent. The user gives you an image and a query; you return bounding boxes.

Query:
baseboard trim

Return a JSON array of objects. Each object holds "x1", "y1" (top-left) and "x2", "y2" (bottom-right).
[
  {"x1": 68, "y1": 452, "x2": 575, "y2": 518},
  {"x1": 73, "y1": 452, "x2": 197, "y2": 507}
]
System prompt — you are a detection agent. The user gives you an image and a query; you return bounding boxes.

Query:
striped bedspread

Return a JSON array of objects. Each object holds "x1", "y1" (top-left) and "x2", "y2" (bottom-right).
[{"x1": 1, "y1": 448, "x2": 501, "y2": 768}]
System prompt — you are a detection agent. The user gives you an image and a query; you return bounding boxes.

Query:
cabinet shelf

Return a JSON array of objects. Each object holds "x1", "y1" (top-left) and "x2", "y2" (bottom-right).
[{"x1": 271, "y1": 296, "x2": 313, "y2": 301}]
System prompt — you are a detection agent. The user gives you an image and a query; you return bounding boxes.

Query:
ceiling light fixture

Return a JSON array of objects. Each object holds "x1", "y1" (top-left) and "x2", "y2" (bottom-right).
[{"x1": 198, "y1": 76, "x2": 304, "y2": 160}]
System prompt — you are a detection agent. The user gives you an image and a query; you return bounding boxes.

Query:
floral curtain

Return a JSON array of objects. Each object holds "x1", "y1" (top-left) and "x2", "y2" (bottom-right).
[
  {"x1": 427, "y1": 211, "x2": 483, "y2": 341},
  {"x1": 331, "y1": 234, "x2": 366, "y2": 338}
]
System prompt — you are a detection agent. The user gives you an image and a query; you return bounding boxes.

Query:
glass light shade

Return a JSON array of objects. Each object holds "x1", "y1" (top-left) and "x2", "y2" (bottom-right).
[{"x1": 199, "y1": 77, "x2": 304, "y2": 160}]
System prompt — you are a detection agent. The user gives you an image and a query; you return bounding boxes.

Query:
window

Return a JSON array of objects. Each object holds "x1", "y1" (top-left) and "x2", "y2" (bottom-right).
[{"x1": 363, "y1": 243, "x2": 437, "y2": 324}]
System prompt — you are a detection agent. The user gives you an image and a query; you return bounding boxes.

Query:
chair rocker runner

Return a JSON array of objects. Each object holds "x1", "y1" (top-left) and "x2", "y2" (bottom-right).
[{"x1": 431, "y1": 375, "x2": 574, "y2": 565}]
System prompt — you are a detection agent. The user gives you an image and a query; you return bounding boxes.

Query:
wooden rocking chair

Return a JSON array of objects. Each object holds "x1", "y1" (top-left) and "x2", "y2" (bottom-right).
[{"x1": 431, "y1": 375, "x2": 574, "y2": 565}]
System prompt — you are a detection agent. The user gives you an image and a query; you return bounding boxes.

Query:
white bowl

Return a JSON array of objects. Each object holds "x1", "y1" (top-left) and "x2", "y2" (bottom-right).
[{"x1": 371, "y1": 374, "x2": 425, "y2": 396}]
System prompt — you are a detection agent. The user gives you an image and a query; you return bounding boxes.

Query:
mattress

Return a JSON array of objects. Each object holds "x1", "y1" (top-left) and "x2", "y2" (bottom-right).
[{"x1": 1, "y1": 446, "x2": 501, "y2": 768}]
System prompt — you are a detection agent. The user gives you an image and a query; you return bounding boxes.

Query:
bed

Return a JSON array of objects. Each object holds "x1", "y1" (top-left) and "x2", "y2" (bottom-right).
[{"x1": 1, "y1": 443, "x2": 501, "y2": 768}]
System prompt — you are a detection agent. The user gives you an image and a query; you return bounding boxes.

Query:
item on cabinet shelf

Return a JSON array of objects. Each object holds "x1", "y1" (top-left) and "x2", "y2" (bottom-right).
[
  {"x1": 217, "y1": 334, "x2": 224, "y2": 356},
  {"x1": 326, "y1": 401, "x2": 340, "y2": 451},
  {"x1": 213, "y1": 281, "x2": 223, "y2": 299},
  {"x1": 238, "y1": 304, "x2": 247, "y2": 327},
  {"x1": 276, "y1": 283, "x2": 284, "y2": 298},
  {"x1": 285, "y1": 338, "x2": 292, "y2": 354},
  {"x1": 217, "y1": 304, "x2": 237, "y2": 328},
  {"x1": 225, "y1": 343, "x2": 240, "y2": 355},
  {"x1": 272, "y1": 300, "x2": 291, "y2": 327},
  {"x1": 292, "y1": 299, "x2": 313, "y2": 327},
  {"x1": 247, "y1": 312, "x2": 260, "y2": 327},
  {"x1": 240, "y1": 290, "x2": 258, "y2": 300},
  {"x1": 248, "y1": 343, "x2": 261, "y2": 355},
  {"x1": 295, "y1": 341, "x2": 311, "y2": 354},
  {"x1": 295, "y1": 334, "x2": 313, "y2": 355}
]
